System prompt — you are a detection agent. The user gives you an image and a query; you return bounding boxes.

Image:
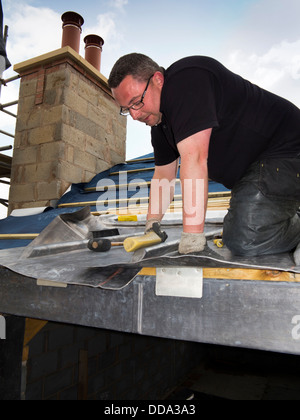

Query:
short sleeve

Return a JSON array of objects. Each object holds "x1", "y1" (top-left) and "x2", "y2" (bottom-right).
[
  {"x1": 151, "y1": 125, "x2": 180, "y2": 166},
  {"x1": 162, "y1": 68, "x2": 219, "y2": 144}
]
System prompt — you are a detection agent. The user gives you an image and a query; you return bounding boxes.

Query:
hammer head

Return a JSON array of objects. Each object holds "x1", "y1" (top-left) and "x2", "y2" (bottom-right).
[
  {"x1": 88, "y1": 239, "x2": 112, "y2": 252},
  {"x1": 151, "y1": 222, "x2": 168, "y2": 243}
]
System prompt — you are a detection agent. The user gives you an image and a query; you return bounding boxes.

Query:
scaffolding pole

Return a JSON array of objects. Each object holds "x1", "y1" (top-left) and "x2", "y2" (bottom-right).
[
  {"x1": 0, "y1": 145, "x2": 12, "y2": 152},
  {"x1": 0, "y1": 25, "x2": 18, "y2": 140},
  {"x1": 0, "y1": 129, "x2": 14, "y2": 139}
]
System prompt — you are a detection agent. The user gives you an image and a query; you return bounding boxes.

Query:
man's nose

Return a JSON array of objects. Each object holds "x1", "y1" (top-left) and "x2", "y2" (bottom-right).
[{"x1": 129, "y1": 108, "x2": 142, "y2": 121}]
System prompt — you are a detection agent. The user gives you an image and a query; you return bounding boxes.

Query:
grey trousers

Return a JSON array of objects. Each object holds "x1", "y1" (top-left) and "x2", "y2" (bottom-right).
[{"x1": 223, "y1": 158, "x2": 300, "y2": 257}]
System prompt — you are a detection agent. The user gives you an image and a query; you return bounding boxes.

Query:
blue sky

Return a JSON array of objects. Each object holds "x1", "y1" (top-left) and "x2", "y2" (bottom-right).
[{"x1": 1, "y1": 0, "x2": 300, "y2": 217}]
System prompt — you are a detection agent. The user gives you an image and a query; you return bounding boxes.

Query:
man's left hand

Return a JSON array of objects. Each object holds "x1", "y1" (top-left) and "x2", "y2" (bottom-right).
[{"x1": 178, "y1": 232, "x2": 206, "y2": 254}]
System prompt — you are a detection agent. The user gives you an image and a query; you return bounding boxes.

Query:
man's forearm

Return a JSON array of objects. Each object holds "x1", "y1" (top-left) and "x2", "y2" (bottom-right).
[
  {"x1": 147, "y1": 176, "x2": 176, "y2": 221},
  {"x1": 147, "y1": 161, "x2": 179, "y2": 222},
  {"x1": 180, "y1": 159, "x2": 208, "y2": 233}
]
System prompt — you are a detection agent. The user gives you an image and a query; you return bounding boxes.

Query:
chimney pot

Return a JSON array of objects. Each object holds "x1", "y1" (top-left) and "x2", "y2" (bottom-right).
[
  {"x1": 84, "y1": 34, "x2": 104, "y2": 71},
  {"x1": 61, "y1": 11, "x2": 84, "y2": 53}
]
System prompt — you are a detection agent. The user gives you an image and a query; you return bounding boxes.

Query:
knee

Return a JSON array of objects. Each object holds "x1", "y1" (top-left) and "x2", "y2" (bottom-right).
[
  {"x1": 223, "y1": 208, "x2": 300, "y2": 257},
  {"x1": 223, "y1": 214, "x2": 259, "y2": 257},
  {"x1": 223, "y1": 228, "x2": 255, "y2": 257}
]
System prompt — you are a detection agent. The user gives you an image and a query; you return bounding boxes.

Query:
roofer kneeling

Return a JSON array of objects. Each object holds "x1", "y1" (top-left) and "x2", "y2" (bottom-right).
[{"x1": 108, "y1": 54, "x2": 300, "y2": 261}]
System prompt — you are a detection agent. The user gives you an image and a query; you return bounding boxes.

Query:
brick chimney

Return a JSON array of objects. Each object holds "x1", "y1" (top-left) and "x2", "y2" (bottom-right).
[{"x1": 8, "y1": 15, "x2": 126, "y2": 213}]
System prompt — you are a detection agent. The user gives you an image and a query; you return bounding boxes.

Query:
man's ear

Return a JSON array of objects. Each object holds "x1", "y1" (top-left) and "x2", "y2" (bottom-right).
[{"x1": 153, "y1": 71, "x2": 164, "y2": 88}]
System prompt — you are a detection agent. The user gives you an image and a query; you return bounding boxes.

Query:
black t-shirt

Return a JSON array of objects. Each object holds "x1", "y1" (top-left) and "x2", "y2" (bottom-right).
[{"x1": 151, "y1": 56, "x2": 300, "y2": 189}]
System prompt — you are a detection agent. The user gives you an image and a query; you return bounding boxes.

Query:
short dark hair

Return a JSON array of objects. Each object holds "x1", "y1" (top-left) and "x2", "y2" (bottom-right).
[{"x1": 108, "y1": 53, "x2": 164, "y2": 89}]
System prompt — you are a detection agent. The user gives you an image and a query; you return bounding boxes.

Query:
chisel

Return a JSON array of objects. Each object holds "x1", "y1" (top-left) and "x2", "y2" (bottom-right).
[{"x1": 88, "y1": 239, "x2": 123, "y2": 252}]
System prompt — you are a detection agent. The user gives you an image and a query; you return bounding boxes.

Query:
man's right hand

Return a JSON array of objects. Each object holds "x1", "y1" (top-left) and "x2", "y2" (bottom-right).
[{"x1": 145, "y1": 218, "x2": 161, "y2": 234}]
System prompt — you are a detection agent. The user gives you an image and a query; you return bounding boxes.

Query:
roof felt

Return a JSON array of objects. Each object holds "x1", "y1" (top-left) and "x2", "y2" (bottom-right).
[{"x1": 0, "y1": 152, "x2": 229, "y2": 250}]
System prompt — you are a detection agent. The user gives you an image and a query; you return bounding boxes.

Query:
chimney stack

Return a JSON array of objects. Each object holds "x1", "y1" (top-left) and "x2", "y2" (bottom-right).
[
  {"x1": 61, "y1": 11, "x2": 84, "y2": 54},
  {"x1": 84, "y1": 35, "x2": 104, "y2": 72},
  {"x1": 9, "y1": 13, "x2": 126, "y2": 214}
]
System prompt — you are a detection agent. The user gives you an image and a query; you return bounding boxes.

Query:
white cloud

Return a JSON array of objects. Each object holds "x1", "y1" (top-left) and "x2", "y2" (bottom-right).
[
  {"x1": 82, "y1": 0, "x2": 129, "y2": 48},
  {"x1": 82, "y1": 9, "x2": 128, "y2": 76},
  {"x1": 82, "y1": 13, "x2": 117, "y2": 48},
  {"x1": 221, "y1": 0, "x2": 300, "y2": 108},
  {"x1": 224, "y1": 0, "x2": 300, "y2": 56},
  {"x1": 5, "y1": 4, "x2": 61, "y2": 65},
  {"x1": 227, "y1": 39, "x2": 300, "y2": 107},
  {"x1": 109, "y1": 0, "x2": 128, "y2": 12}
]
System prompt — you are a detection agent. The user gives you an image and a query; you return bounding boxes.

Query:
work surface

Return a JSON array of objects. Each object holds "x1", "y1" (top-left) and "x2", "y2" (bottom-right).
[
  {"x1": 1, "y1": 208, "x2": 300, "y2": 355},
  {"x1": 0, "y1": 207, "x2": 299, "y2": 290}
]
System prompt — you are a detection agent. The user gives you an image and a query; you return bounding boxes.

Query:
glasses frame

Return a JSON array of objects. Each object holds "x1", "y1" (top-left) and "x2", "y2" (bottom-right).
[{"x1": 120, "y1": 75, "x2": 154, "y2": 116}]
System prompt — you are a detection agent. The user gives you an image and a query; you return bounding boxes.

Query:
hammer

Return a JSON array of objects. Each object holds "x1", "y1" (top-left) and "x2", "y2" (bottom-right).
[
  {"x1": 88, "y1": 239, "x2": 123, "y2": 252},
  {"x1": 87, "y1": 230, "x2": 144, "y2": 253},
  {"x1": 88, "y1": 228, "x2": 122, "y2": 252},
  {"x1": 123, "y1": 222, "x2": 168, "y2": 253}
]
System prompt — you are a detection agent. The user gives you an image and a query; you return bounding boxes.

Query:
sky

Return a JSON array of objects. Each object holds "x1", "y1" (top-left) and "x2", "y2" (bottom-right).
[{"x1": 1, "y1": 0, "x2": 300, "y2": 219}]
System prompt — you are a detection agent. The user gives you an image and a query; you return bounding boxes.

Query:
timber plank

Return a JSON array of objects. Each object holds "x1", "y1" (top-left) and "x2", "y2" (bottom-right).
[{"x1": 138, "y1": 267, "x2": 300, "y2": 283}]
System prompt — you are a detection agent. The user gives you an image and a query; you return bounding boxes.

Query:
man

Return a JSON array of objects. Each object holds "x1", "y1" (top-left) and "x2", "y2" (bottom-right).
[{"x1": 108, "y1": 53, "x2": 300, "y2": 258}]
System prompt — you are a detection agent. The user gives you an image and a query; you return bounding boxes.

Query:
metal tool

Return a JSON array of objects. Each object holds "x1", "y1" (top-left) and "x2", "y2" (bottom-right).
[
  {"x1": 213, "y1": 234, "x2": 224, "y2": 248},
  {"x1": 88, "y1": 239, "x2": 123, "y2": 252},
  {"x1": 90, "y1": 228, "x2": 120, "y2": 239}
]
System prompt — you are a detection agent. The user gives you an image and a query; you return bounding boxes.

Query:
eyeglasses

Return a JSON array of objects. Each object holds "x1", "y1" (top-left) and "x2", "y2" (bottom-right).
[{"x1": 120, "y1": 75, "x2": 154, "y2": 116}]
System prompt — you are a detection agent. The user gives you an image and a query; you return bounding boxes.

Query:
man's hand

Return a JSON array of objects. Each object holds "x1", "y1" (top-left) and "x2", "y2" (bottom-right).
[
  {"x1": 178, "y1": 232, "x2": 206, "y2": 254},
  {"x1": 145, "y1": 218, "x2": 161, "y2": 234}
]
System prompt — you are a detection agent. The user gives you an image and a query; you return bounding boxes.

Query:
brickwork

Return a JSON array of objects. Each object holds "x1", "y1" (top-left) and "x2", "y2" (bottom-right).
[
  {"x1": 24, "y1": 322, "x2": 203, "y2": 400},
  {"x1": 9, "y1": 49, "x2": 127, "y2": 212}
]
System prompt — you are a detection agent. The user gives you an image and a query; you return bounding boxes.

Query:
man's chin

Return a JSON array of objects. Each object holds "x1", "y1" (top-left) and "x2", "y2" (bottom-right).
[
  {"x1": 138, "y1": 114, "x2": 161, "y2": 127},
  {"x1": 146, "y1": 117, "x2": 161, "y2": 127},
  {"x1": 143, "y1": 118, "x2": 154, "y2": 127}
]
